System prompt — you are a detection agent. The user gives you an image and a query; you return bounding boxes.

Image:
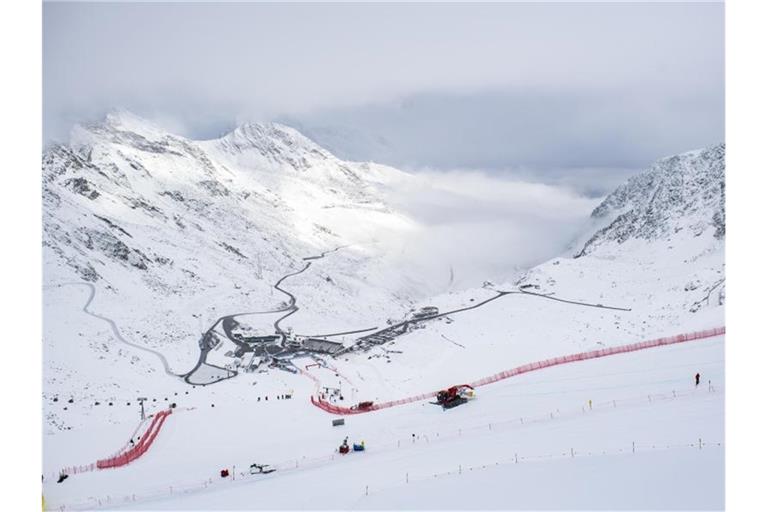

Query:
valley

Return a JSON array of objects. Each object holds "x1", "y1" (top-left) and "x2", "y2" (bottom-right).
[{"x1": 41, "y1": 113, "x2": 725, "y2": 510}]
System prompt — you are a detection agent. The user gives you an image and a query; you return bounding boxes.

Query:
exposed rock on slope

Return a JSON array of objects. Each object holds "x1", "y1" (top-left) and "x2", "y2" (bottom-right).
[{"x1": 576, "y1": 144, "x2": 724, "y2": 257}]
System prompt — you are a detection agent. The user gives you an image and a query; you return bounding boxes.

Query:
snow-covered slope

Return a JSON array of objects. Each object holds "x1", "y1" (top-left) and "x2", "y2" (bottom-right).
[
  {"x1": 42, "y1": 118, "x2": 724, "y2": 509},
  {"x1": 325, "y1": 144, "x2": 725, "y2": 403},
  {"x1": 576, "y1": 143, "x2": 725, "y2": 257},
  {"x1": 42, "y1": 112, "x2": 438, "y2": 419},
  {"x1": 44, "y1": 333, "x2": 724, "y2": 510},
  {"x1": 43, "y1": 110, "x2": 419, "y2": 303}
]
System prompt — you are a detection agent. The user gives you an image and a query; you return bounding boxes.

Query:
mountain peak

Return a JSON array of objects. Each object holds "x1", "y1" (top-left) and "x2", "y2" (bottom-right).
[
  {"x1": 222, "y1": 121, "x2": 326, "y2": 150},
  {"x1": 100, "y1": 109, "x2": 169, "y2": 139},
  {"x1": 211, "y1": 120, "x2": 334, "y2": 170},
  {"x1": 66, "y1": 109, "x2": 175, "y2": 153},
  {"x1": 576, "y1": 143, "x2": 725, "y2": 257}
]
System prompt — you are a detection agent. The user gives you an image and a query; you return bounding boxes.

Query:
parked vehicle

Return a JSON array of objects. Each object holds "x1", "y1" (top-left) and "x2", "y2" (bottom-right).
[{"x1": 249, "y1": 463, "x2": 275, "y2": 474}]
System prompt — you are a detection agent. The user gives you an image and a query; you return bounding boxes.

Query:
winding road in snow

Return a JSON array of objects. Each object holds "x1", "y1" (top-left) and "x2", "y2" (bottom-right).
[
  {"x1": 334, "y1": 287, "x2": 631, "y2": 357},
  {"x1": 46, "y1": 282, "x2": 185, "y2": 378},
  {"x1": 49, "y1": 246, "x2": 632, "y2": 387},
  {"x1": 184, "y1": 246, "x2": 347, "y2": 385}
]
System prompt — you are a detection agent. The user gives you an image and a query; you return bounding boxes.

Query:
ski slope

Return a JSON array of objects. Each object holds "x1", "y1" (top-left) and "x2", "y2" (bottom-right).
[
  {"x1": 43, "y1": 331, "x2": 724, "y2": 510},
  {"x1": 41, "y1": 118, "x2": 725, "y2": 510}
]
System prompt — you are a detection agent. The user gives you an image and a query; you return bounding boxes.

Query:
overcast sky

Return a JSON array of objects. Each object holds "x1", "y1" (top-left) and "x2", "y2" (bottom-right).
[{"x1": 43, "y1": 1, "x2": 724, "y2": 188}]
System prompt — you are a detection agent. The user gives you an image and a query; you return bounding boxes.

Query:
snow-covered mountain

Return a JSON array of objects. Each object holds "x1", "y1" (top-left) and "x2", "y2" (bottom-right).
[
  {"x1": 576, "y1": 144, "x2": 725, "y2": 257},
  {"x1": 42, "y1": 116, "x2": 725, "y2": 510},
  {"x1": 42, "y1": 110, "x2": 724, "y2": 386},
  {"x1": 43, "y1": 111, "x2": 438, "y2": 376},
  {"x1": 44, "y1": 110, "x2": 413, "y2": 288},
  {"x1": 351, "y1": 142, "x2": 726, "y2": 400}
]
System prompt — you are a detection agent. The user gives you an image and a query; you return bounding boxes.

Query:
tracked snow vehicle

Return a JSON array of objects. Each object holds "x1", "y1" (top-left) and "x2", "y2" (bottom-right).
[{"x1": 433, "y1": 384, "x2": 475, "y2": 409}]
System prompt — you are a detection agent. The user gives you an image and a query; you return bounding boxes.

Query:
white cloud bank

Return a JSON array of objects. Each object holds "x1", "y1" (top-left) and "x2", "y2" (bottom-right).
[{"x1": 374, "y1": 170, "x2": 600, "y2": 290}]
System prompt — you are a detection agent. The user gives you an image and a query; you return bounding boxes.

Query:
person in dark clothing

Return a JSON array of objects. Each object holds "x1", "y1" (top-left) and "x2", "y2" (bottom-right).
[{"x1": 695, "y1": 373, "x2": 701, "y2": 386}]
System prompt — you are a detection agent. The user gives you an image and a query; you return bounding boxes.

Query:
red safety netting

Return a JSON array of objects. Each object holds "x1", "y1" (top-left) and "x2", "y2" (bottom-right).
[
  {"x1": 310, "y1": 326, "x2": 725, "y2": 415},
  {"x1": 96, "y1": 409, "x2": 173, "y2": 469}
]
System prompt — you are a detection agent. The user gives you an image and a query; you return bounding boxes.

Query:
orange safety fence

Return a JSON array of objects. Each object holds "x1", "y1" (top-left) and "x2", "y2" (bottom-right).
[
  {"x1": 310, "y1": 326, "x2": 725, "y2": 415},
  {"x1": 96, "y1": 409, "x2": 173, "y2": 469}
]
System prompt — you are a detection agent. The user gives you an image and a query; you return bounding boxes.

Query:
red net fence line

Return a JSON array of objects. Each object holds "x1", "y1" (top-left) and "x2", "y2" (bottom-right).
[
  {"x1": 49, "y1": 384, "x2": 722, "y2": 510},
  {"x1": 96, "y1": 409, "x2": 173, "y2": 469},
  {"x1": 100, "y1": 416, "x2": 151, "y2": 462},
  {"x1": 310, "y1": 326, "x2": 726, "y2": 415},
  {"x1": 299, "y1": 367, "x2": 322, "y2": 395},
  {"x1": 56, "y1": 462, "x2": 97, "y2": 477},
  {"x1": 51, "y1": 431, "x2": 724, "y2": 511}
]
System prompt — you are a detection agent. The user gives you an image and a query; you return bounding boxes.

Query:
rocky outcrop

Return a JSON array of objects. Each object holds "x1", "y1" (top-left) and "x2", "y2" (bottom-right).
[{"x1": 576, "y1": 144, "x2": 724, "y2": 257}]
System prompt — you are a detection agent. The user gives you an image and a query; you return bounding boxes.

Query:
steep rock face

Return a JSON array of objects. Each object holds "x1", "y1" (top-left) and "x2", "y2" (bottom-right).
[{"x1": 576, "y1": 144, "x2": 724, "y2": 257}]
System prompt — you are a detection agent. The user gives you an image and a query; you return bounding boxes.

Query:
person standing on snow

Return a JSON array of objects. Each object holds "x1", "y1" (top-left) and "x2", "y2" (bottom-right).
[{"x1": 695, "y1": 373, "x2": 701, "y2": 386}]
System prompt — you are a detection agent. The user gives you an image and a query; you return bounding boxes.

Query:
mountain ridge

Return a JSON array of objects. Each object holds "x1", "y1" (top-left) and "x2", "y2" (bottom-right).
[{"x1": 576, "y1": 143, "x2": 724, "y2": 257}]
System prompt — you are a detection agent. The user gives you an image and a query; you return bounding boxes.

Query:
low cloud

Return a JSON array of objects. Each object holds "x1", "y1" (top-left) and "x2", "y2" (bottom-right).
[
  {"x1": 375, "y1": 170, "x2": 600, "y2": 290},
  {"x1": 44, "y1": 1, "x2": 723, "y2": 180}
]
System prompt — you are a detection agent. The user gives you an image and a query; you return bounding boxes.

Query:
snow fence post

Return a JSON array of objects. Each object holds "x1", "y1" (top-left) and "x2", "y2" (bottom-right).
[
  {"x1": 515, "y1": 453, "x2": 518, "y2": 464},
  {"x1": 632, "y1": 441, "x2": 635, "y2": 454},
  {"x1": 365, "y1": 485, "x2": 369, "y2": 496},
  {"x1": 699, "y1": 438, "x2": 703, "y2": 450},
  {"x1": 571, "y1": 448, "x2": 574, "y2": 458},
  {"x1": 406, "y1": 472, "x2": 409, "y2": 483},
  {"x1": 459, "y1": 464, "x2": 462, "y2": 474}
]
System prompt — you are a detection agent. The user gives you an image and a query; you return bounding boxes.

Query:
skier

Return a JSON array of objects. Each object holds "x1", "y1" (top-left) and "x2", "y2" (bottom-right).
[{"x1": 695, "y1": 373, "x2": 701, "y2": 386}]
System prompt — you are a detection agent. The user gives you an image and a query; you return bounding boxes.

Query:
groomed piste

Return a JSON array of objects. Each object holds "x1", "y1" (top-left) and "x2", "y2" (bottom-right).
[{"x1": 310, "y1": 327, "x2": 725, "y2": 415}]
